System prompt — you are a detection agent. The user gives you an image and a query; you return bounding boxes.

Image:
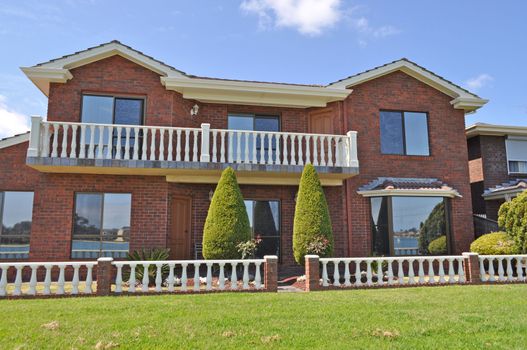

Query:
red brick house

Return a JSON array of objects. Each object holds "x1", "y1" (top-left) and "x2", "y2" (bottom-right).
[
  {"x1": 467, "y1": 123, "x2": 527, "y2": 224},
  {"x1": 0, "y1": 41, "x2": 487, "y2": 270}
]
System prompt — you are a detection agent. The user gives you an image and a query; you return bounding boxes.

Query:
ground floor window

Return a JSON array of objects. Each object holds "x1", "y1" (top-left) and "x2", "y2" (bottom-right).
[
  {"x1": 0, "y1": 191, "x2": 34, "y2": 259},
  {"x1": 244, "y1": 200, "x2": 280, "y2": 258},
  {"x1": 72, "y1": 193, "x2": 131, "y2": 258},
  {"x1": 370, "y1": 196, "x2": 450, "y2": 256}
]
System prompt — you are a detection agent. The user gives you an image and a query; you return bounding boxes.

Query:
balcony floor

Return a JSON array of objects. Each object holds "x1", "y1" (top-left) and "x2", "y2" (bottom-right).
[{"x1": 26, "y1": 156, "x2": 359, "y2": 186}]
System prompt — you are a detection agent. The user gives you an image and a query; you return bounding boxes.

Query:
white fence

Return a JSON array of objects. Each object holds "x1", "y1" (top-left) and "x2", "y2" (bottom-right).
[{"x1": 479, "y1": 255, "x2": 527, "y2": 282}]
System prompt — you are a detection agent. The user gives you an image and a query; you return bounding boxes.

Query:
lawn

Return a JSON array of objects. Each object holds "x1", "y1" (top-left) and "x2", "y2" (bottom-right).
[{"x1": 0, "y1": 285, "x2": 526, "y2": 349}]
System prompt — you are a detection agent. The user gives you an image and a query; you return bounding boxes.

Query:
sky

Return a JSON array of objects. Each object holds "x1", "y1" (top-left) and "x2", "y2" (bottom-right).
[{"x1": 0, "y1": 0, "x2": 526, "y2": 139}]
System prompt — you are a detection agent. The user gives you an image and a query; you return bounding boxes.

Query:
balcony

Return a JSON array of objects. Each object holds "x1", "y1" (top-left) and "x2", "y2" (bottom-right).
[{"x1": 26, "y1": 117, "x2": 359, "y2": 186}]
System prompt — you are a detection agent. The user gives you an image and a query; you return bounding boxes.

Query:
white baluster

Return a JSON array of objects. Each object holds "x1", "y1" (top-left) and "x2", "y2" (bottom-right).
[
  {"x1": 488, "y1": 258, "x2": 496, "y2": 282},
  {"x1": 122, "y1": 127, "x2": 129, "y2": 160},
  {"x1": 376, "y1": 259, "x2": 384, "y2": 286},
  {"x1": 438, "y1": 258, "x2": 446, "y2": 283},
  {"x1": 304, "y1": 135, "x2": 311, "y2": 164},
  {"x1": 320, "y1": 136, "x2": 326, "y2": 166},
  {"x1": 43, "y1": 264, "x2": 52, "y2": 295},
  {"x1": 327, "y1": 136, "x2": 333, "y2": 166},
  {"x1": 418, "y1": 258, "x2": 425, "y2": 284},
  {"x1": 193, "y1": 263, "x2": 200, "y2": 291},
  {"x1": 333, "y1": 260, "x2": 340, "y2": 287},
  {"x1": 516, "y1": 257, "x2": 525, "y2": 282},
  {"x1": 13, "y1": 265, "x2": 23, "y2": 296},
  {"x1": 387, "y1": 259, "x2": 394, "y2": 285},
  {"x1": 243, "y1": 262, "x2": 250, "y2": 289},
  {"x1": 206, "y1": 263, "x2": 212, "y2": 291},
  {"x1": 243, "y1": 132, "x2": 249, "y2": 163},
  {"x1": 42, "y1": 123, "x2": 51, "y2": 157},
  {"x1": 397, "y1": 259, "x2": 404, "y2": 285},
  {"x1": 84, "y1": 264, "x2": 93, "y2": 294},
  {"x1": 259, "y1": 133, "x2": 266, "y2": 164},
  {"x1": 230, "y1": 263, "x2": 238, "y2": 290},
  {"x1": 322, "y1": 261, "x2": 329, "y2": 287},
  {"x1": 181, "y1": 263, "x2": 188, "y2": 292},
  {"x1": 251, "y1": 132, "x2": 257, "y2": 164},
  {"x1": 227, "y1": 131, "x2": 233, "y2": 162},
  {"x1": 141, "y1": 127, "x2": 148, "y2": 160},
  {"x1": 51, "y1": 123, "x2": 59, "y2": 157},
  {"x1": 0, "y1": 266, "x2": 7, "y2": 296},
  {"x1": 115, "y1": 263, "x2": 123, "y2": 293},
  {"x1": 129, "y1": 263, "x2": 137, "y2": 293},
  {"x1": 60, "y1": 124, "x2": 69, "y2": 158},
  {"x1": 275, "y1": 134, "x2": 281, "y2": 165},
  {"x1": 282, "y1": 134, "x2": 289, "y2": 165},
  {"x1": 155, "y1": 263, "x2": 163, "y2": 292},
  {"x1": 96, "y1": 125, "x2": 104, "y2": 159},
  {"x1": 132, "y1": 127, "x2": 139, "y2": 160},
  {"x1": 297, "y1": 135, "x2": 304, "y2": 166},
  {"x1": 427, "y1": 258, "x2": 436, "y2": 284},
  {"x1": 220, "y1": 131, "x2": 226, "y2": 163},
  {"x1": 235, "y1": 131, "x2": 242, "y2": 163},
  {"x1": 506, "y1": 257, "x2": 513, "y2": 282},
  {"x1": 192, "y1": 130, "x2": 198, "y2": 162},
  {"x1": 167, "y1": 263, "x2": 175, "y2": 292},
  {"x1": 344, "y1": 261, "x2": 351, "y2": 287},
  {"x1": 457, "y1": 258, "x2": 466, "y2": 283},
  {"x1": 219, "y1": 263, "x2": 225, "y2": 290},
  {"x1": 290, "y1": 135, "x2": 297, "y2": 165},
  {"x1": 142, "y1": 263, "x2": 150, "y2": 292},
  {"x1": 354, "y1": 260, "x2": 362, "y2": 287},
  {"x1": 72, "y1": 264, "x2": 80, "y2": 295},
  {"x1": 335, "y1": 137, "x2": 341, "y2": 166},
  {"x1": 408, "y1": 259, "x2": 416, "y2": 284},
  {"x1": 57, "y1": 265, "x2": 65, "y2": 295},
  {"x1": 255, "y1": 262, "x2": 262, "y2": 289},
  {"x1": 479, "y1": 257, "x2": 487, "y2": 282},
  {"x1": 150, "y1": 129, "x2": 157, "y2": 160},
  {"x1": 366, "y1": 261, "x2": 373, "y2": 286},
  {"x1": 70, "y1": 124, "x2": 78, "y2": 158},
  {"x1": 176, "y1": 129, "x2": 182, "y2": 161},
  {"x1": 448, "y1": 258, "x2": 456, "y2": 283},
  {"x1": 168, "y1": 129, "x2": 174, "y2": 161},
  {"x1": 267, "y1": 134, "x2": 274, "y2": 165},
  {"x1": 28, "y1": 264, "x2": 38, "y2": 295},
  {"x1": 497, "y1": 257, "x2": 505, "y2": 282},
  {"x1": 159, "y1": 129, "x2": 165, "y2": 161},
  {"x1": 211, "y1": 130, "x2": 217, "y2": 163},
  {"x1": 105, "y1": 125, "x2": 113, "y2": 159},
  {"x1": 312, "y1": 136, "x2": 319, "y2": 166}
]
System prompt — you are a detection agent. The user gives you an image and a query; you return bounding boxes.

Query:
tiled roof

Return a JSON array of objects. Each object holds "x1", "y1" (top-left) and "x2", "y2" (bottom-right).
[
  {"x1": 358, "y1": 177, "x2": 455, "y2": 192},
  {"x1": 0, "y1": 131, "x2": 30, "y2": 143},
  {"x1": 483, "y1": 179, "x2": 527, "y2": 197}
]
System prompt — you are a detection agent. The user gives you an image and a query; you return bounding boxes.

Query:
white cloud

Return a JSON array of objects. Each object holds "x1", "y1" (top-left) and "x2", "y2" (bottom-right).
[
  {"x1": 0, "y1": 95, "x2": 30, "y2": 139},
  {"x1": 349, "y1": 16, "x2": 400, "y2": 43},
  {"x1": 465, "y1": 74, "x2": 493, "y2": 90},
  {"x1": 240, "y1": 0, "x2": 343, "y2": 36}
]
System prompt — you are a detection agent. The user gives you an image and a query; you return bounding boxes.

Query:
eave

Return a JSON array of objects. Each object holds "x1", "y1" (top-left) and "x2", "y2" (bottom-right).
[
  {"x1": 357, "y1": 188, "x2": 461, "y2": 198},
  {"x1": 466, "y1": 123, "x2": 527, "y2": 139}
]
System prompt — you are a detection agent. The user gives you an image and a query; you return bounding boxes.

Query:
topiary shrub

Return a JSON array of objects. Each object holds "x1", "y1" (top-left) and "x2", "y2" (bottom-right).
[
  {"x1": 469, "y1": 232, "x2": 518, "y2": 255},
  {"x1": 293, "y1": 164, "x2": 333, "y2": 264},
  {"x1": 428, "y1": 235, "x2": 447, "y2": 255},
  {"x1": 202, "y1": 167, "x2": 251, "y2": 259},
  {"x1": 498, "y1": 191, "x2": 527, "y2": 253}
]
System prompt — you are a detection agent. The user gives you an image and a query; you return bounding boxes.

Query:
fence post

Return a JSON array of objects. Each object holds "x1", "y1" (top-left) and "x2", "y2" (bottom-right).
[
  {"x1": 27, "y1": 115, "x2": 42, "y2": 157},
  {"x1": 305, "y1": 255, "x2": 320, "y2": 291},
  {"x1": 200, "y1": 123, "x2": 210, "y2": 162},
  {"x1": 264, "y1": 255, "x2": 278, "y2": 292},
  {"x1": 96, "y1": 257, "x2": 114, "y2": 296},
  {"x1": 463, "y1": 252, "x2": 481, "y2": 284}
]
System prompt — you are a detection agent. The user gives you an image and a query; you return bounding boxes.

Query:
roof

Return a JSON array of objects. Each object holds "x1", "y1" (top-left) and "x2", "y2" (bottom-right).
[
  {"x1": 482, "y1": 179, "x2": 527, "y2": 200},
  {"x1": 466, "y1": 123, "x2": 527, "y2": 139},
  {"x1": 0, "y1": 132, "x2": 30, "y2": 149},
  {"x1": 357, "y1": 177, "x2": 461, "y2": 198},
  {"x1": 328, "y1": 58, "x2": 487, "y2": 113},
  {"x1": 20, "y1": 41, "x2": 486, "y2": 110}
]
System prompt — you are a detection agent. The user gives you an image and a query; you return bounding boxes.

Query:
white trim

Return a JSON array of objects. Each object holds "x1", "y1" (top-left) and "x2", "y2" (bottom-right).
[
  {"x1": 357, "y1": 188, "x2": 461, "y2": 198},
  {"x1": 483, "y1": 188, "x2": 526, "y2": 201},
  {"x1": 466, "y1": 123, "x2": 527, "y2": 138},
  {"x1": 19, "y1": 67, "x2": 73, "y2": 96},
  {"x1": 0, "y1": 133, "x2": 30, "y2": 149},
  {"x1": 329, "y1": 60, "x2": 487, "y2": 112}
]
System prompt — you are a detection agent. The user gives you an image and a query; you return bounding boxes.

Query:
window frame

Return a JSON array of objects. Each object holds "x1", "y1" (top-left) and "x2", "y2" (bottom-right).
[
  {"x1": 0, "y1": 190, "x2": 34, "y2": 259},
  {"x1": 370, "y1": 196, "x2": 452, "y2": 256},
  {"x1": 80, "y1": 93, "x2": 146, "y2": 126},
  {"x1": 227, "y1": 113, "x2": 281, "y2": 132},
  {"x1": 71, "y1": 192, "x2": 132, "y2": 259},
  {"x1": 505, "y1": 138, "x2": 527, "y2": 175},
  {"x1": 244, "y1": 198, "x2": 281, "y2": 261},
  {"x1": 380, "y1": 110, "x2": 431, "y2": 156}
]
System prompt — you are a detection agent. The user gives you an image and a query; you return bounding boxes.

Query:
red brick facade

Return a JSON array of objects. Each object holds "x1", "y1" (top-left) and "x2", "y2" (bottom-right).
[{"x1": 1, "y1": 55, "x2": 476, "y2": 269}]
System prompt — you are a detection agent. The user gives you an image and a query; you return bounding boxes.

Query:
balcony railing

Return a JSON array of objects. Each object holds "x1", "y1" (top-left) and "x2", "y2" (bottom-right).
[{"x1": 27, "y1": 117, "x2": 359, "y2": 168}]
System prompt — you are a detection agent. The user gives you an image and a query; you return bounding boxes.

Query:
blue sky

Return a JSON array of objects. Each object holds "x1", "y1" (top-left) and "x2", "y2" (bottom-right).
[{"x1": 0, "y1": 0, "x2": 526, "y2": 138}]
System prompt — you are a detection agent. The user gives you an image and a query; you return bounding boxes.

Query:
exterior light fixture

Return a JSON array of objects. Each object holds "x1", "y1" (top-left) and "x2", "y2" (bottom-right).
[
  {"x1": 190, "y1": 104, "x2": 199, "y2": 116},
  {"x1": 208, "y1": 189, "x2": 214, "y2": 201}
]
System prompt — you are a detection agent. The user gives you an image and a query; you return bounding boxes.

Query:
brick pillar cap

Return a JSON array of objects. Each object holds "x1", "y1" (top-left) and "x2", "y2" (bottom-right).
[
  {"x1": 462, "y1": 252, "x2": 479, "y2": 257},
  {"x1": 305, "y1": 255, "x2": 320, "y2": 259},
  {"x1": 97, "y1": 257, "x2": 114, "y2": 262},
  {"x1": 264, "y1": 255, "x2": 278, "y2": 261}
]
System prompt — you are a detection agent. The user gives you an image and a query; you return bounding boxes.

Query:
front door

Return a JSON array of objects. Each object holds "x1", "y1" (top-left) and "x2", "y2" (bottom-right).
[{"x1": 170, "y1": 196, "x2": 192, "y2": 259}]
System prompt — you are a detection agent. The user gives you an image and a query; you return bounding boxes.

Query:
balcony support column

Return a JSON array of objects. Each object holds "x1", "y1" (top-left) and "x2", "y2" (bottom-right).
[
  {"x1": 200, "y1": 123, "x2": 211, "y2": 163},
  {"x1": 27, "y1": 115, "x2": 42, "y2": 157},
  {"x1": 347, "y1": 131, "x2": 359, "y2": 168}
]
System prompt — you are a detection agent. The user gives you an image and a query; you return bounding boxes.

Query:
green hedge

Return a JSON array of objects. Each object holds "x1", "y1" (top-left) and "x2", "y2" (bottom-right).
[
  {"x1": 469, "y1": 232, "x2": 518, "y2": 255},
  {"x1": 202, "y1": 167, "x2": 251, "y2": 259},
  {"x1": 427, "y1": 235, "x2": 447, "y2": 255},
  {"x1": 292, "y1": 164, "x2": 333, "y2": 264},
  {"x1": 498, "y1": 191, "x2": 527, "y2": 253}
]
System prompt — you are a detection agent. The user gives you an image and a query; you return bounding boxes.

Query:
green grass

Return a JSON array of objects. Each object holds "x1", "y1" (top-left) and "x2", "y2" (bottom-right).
[{"x1": 0, "y1": 285, "x2": 526, "y2": 349}]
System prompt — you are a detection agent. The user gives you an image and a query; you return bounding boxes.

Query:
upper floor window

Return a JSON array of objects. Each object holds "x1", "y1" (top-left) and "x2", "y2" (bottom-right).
[
  {"x1": 0, "y1": 191, "x2": 34, "y2": 259},
  {"x1": 81, "y1": 95, "x2": 144, "y2": 126},
  {"x1": 72, "y1": 193, "x2": 131, "y2": 259},
  {"x1": 506, "y1": 138, "x2": 527, "y2": 174},
  {"x1": 228, "y1": 114, "x2": 280, "y2": 162},
  {"x1": 380, "y1": 111, "x2": 430, "y2": 156}
]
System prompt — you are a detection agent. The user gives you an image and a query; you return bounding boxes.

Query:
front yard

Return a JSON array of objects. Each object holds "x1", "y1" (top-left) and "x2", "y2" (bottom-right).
[{"x1": 0, "y1": 284, "x2": 525, "y2": 349}]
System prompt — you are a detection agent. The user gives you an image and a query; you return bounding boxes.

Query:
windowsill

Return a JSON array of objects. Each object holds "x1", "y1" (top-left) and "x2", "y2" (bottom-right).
[{"x1": 380, "y1": 154, "x2": 433, "y2": 160}]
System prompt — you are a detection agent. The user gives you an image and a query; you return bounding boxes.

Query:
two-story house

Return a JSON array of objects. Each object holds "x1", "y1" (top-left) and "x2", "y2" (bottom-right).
[
  {"x1": 467, "y1": 123, "x2": 527, "y2": 226},
  {"x1": 0, "y1": 41, "x2": 486, "y2": 270}
]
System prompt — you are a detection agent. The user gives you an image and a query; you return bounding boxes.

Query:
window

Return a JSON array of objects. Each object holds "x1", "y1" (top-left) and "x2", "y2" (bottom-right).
[
  {"x1": 244, "y1": 200, "x2": 280, "y2": 258},
  {"x1": 506, "y1": 138, "x2": 527, "y2": 174},
  {"x1": 72, "y1": 193, "x2": 131, "y2": 258},
  {"x1": 228, "y1": 114, "x2": 280, "y2": 162},
  {"x1": 81, "y1": 95, "x2": 144, "y2": 158},
  {"x1": 371, "y1": 196, "x2": 450, "y2": 256},
  {"x1": 380, "y1": 111, "x2": 430, "y2": 156},
  {"x1": 0, "y1": 191, "x2": 34, "y2": 259}
]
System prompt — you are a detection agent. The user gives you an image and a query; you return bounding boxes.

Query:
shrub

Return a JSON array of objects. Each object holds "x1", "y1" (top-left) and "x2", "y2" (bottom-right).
[
  {"x1": 202, "y1": 167, "x2": 251, "y2": 259},
  {"x1": 293, "y1": 164, "x2": 333, "y2": 264},
  {"x1": 125, "y1": 248, "x2": 170, "y2": 285},
  {"x1": 428, "y1": 235, "x2": 447, "y2": 255},
  {"x1": 469, "y1": 232, "x2": 518, "y2": 255},
  {"x1": 498, "y1": 192, "x2": 527, "y2": 253}
]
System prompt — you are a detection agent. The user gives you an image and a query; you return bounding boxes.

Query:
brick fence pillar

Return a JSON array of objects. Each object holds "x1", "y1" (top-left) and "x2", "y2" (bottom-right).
[
  {"x1": 96, "y1": 257, "x2": 114, "y2": 296},
  {"x1": 305, "y1": 255, "x2": 320, "y2": 291},
  {"x1": 264, "y1": 255, "x2": 278, "y2": 292},
  {"x1": 463, "y1": 253, "x2": 481, "y2": 284}
]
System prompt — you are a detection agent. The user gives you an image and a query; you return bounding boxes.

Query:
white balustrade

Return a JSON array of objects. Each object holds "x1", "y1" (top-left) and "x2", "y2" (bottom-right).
[
  {"x1": 478, "y1": 255, "x2": 527, "y2": 283},
  {"x1": 112, "y1": 259, "x2": 265, "y2": 294},
  {"x1": 29, "y1": 118, "x2": 359, "y2": 169},
  {"x1": 319, "y1": 256, "x2": 467, "y2": 288},
  {"x1": 0, "y1": 262, "x2": 96, "y2": 297}
]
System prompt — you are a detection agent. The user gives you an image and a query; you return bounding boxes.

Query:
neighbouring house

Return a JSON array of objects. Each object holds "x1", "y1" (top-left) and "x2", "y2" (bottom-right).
[
  {"x1": 0, "y1": 41, "x2": 487, "y2": 270},
  {"x1": 466, "y1": 123, "x2": 527, "y2": 231}
]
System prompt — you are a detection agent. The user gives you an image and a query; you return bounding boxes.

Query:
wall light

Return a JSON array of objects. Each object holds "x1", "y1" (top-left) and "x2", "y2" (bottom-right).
[{"x1": 190, "y1": 104, "x2": 199, "y2": 117}]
